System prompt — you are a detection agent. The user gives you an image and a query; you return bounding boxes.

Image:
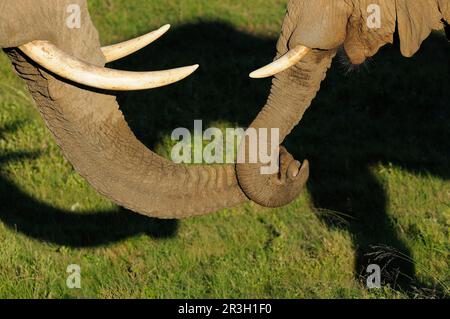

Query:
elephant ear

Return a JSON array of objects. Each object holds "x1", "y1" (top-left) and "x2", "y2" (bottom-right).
[
  {"x1": 344, "y1": 0, "x2": 397, "y2": 64},
  {"x1": 396, "y1": 0, "x2": 443, "y2": 57}
]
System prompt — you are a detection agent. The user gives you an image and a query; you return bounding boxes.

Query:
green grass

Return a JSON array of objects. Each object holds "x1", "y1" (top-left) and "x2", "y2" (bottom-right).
[{"x1": 0, "y1": 0, "x2": 449, "y2": 298}]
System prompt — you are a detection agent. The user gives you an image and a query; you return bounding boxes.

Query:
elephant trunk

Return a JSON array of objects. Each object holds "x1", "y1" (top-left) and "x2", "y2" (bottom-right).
[{"x1": 6, "y1": 48, "x2": 248, "y2": 219}]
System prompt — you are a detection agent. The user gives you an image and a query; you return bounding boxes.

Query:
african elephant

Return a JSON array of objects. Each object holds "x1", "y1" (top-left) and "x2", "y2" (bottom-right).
[{"x1": 1, "y1": 0, "x2": 449, "y2": 219}]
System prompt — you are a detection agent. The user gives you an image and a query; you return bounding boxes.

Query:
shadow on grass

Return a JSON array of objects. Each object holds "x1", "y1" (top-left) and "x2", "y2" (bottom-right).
[
  {"x1": 0, "y1": 22, "x2": 448, "y2": 294},
  {"x1": 0, "y1": 125, "x2": 178, "y2": 248}
]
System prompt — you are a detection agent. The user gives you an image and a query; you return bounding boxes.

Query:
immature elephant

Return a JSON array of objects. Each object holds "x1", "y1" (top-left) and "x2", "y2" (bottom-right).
[{"x1": 0, "y1": 0, "x2": 449, "y2": 219}]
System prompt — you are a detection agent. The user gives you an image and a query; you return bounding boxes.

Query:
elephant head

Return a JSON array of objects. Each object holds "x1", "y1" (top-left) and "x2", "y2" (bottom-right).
[{"x1": 1, "y1": 0, "x2": 448, "y2": 219}]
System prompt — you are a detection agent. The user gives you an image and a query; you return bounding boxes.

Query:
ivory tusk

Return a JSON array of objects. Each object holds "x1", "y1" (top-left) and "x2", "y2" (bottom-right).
[
  {"x1": 249, "y1": 45, "x2": 311, "y2": 79},
  {"x1": 19, "y1": 40, "x2": 199, "y2": 91},
  {"x1": 102, "y1": 24, "x2": 171, "y2": 63}
]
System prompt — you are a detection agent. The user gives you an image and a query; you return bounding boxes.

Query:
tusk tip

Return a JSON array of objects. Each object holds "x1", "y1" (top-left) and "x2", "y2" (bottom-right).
[
  {"x1": 249, "y1": 73, "x2": 257, "y2": 78},
  {"x1": 249, "y1": 69, "x2": 268, "y2": 79}
]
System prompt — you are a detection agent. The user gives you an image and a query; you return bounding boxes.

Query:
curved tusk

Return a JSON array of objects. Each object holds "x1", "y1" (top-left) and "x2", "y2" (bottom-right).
[
  {"x1": 249, "y1": 45, "x2": 311, "y2": 79},
  {"x1": 19, "y1": 40, "x2": 199, "y2": 91},
  {"x1": 102, "y1": 24, "x2": 171, "y2": 63}
]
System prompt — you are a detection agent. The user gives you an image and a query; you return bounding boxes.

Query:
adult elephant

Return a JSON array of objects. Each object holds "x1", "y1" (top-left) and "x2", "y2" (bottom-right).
[{"x1": 0, "y1": 0, "x2": 448, "y2": 219}]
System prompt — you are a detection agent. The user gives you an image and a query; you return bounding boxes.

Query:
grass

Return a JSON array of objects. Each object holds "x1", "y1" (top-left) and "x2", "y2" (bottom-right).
[{"x1": 0, "y1": 0, "x2": 449, "y2": 298}]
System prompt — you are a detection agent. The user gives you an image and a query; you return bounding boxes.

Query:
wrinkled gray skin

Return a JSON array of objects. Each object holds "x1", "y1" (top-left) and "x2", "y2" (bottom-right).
[{"x1": 1, "y1": 0, "x2": 449, "y2": 219}]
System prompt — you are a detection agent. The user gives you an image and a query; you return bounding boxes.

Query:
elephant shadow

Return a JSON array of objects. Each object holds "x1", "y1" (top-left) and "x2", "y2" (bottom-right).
[{"x1": 1, "y1": 21, "x2": 448, "y2": 294}]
